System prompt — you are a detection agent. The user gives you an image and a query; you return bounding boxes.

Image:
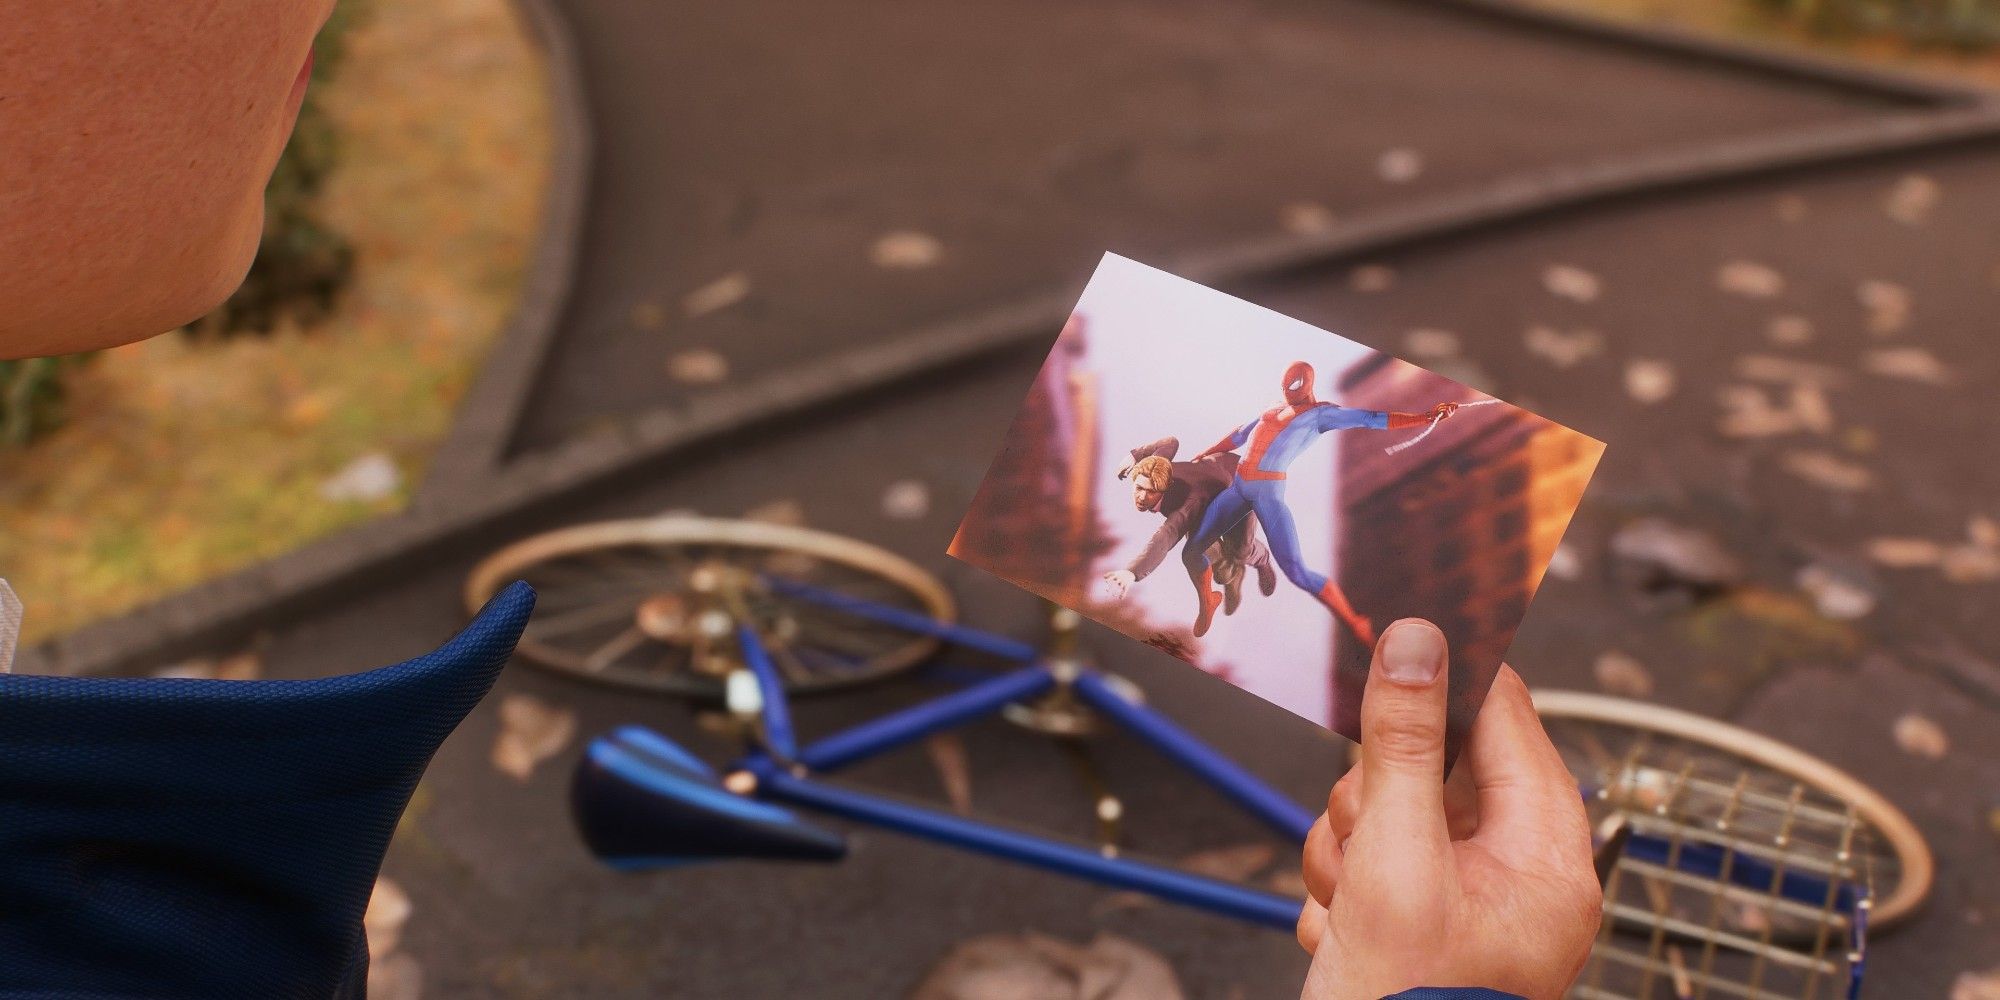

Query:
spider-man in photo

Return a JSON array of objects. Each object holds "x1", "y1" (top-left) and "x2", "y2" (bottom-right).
[{"x1": 1185, "y1": 360, "x2": 1457, "y2": 642}]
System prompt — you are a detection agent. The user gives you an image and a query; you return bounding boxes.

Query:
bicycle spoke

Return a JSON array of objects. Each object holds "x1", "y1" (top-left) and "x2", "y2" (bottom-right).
[{"x1": 582, "y1": 627, "x2": 647, "y2": 673}]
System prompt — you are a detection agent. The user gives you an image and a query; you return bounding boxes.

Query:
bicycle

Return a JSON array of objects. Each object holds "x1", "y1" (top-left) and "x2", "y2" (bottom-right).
[{"x1": 468, "y1": 515, "x2": 1932, "y2": 999}]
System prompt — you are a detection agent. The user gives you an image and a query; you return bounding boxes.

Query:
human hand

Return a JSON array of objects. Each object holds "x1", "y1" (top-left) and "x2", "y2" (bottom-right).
[
  {"x1": 1431, "y1": 401, "x2": 1460, "y2": 421},
  {"x1": 1296, "y1": 620, "x2": 1600, "y2": 1000},
  {"x1": 1116, "y1": 461, "x2": 1135, "y2": 481},
  {"x1": 1101, "y1": 569, "x2": 1136, "y2": 600}
]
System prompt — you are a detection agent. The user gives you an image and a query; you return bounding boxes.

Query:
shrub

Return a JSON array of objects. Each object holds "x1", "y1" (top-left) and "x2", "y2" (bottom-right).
[
  {"x1": 1753, "y1": 0, "x2": 2000, "y2": 48},
  {"x1": 0, "y1": 356, "x2": 91, "y2": 449},
  {"x1": 187, "y1": 2, "x2": 364, "y2": 337}
]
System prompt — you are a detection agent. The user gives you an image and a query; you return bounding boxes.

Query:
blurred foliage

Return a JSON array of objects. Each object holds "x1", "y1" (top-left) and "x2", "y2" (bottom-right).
[
  {"x1": 187, "y1": 2, "x2": 366, "y2": 338},
  {"x1": 0, "y1": 0, "x2": 551, "y2": 642},
  {"x1": 1753, "y1": 0, "x2": 2000, "y2": 47},
  {"x1": 0, "y1": 356, "x2": 91, "y2": 449}
]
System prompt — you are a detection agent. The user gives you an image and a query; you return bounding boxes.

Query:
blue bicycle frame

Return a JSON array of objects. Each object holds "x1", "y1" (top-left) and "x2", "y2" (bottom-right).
[
  {"x1": 737, "y1": 577, "x2": 1312, "y2": 930},
  {"x1": 580, "y1": 575, "x2": 1870, "y2": 995}
]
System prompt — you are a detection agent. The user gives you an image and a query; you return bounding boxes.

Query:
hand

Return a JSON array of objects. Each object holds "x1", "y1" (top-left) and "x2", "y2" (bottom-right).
[
  {"x1": 1431, "y1": 401, "x2": 1459, "y2": 421},
  {"x1": 1101, "y1": 569, "x2": 1136, "y2": 600},
  {"x1": 1116, "y1": 461, "x2": 1134, "y2": 481},
  {"x1": 1296, "y1": 620, "x2": 1600, "y2": 1000}
]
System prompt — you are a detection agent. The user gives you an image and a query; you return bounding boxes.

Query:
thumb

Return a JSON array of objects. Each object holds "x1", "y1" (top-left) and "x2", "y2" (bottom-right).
[{"x1": 1354, "y1": 619, "x2": 1451, "y2": 856}]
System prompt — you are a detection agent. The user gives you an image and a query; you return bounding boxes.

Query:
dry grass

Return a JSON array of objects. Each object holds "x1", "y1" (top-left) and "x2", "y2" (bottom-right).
[
  {"x1": 1533, "y1": 0, "x2": 2000, "y2": 87},
  {"x1": 0, "y1": 0, "x2": 551, "y2": 644}
]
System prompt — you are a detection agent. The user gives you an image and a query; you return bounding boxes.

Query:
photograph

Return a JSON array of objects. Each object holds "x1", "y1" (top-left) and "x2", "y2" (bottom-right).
[
  {"x1": 8, "y1": 1, "x2": 1986, "y2": 994},
  {"x1": 953, "y1": 254, "x2": 1603, "y2": 755}
]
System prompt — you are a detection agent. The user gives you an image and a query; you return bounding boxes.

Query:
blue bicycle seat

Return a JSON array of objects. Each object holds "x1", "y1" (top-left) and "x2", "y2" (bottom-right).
[
  {"x1": 573, "y1": 725, "x2": 846, "y2": 866},
  {"x1": 0, "y1": 580, "x2": 535, "y2": 1000}
]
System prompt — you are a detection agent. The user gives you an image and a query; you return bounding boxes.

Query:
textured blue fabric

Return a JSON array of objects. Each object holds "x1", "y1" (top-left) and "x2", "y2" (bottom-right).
[
  {"x1": 0, "y1": 581, "x2": 534, "y2": 1000},
  {"x1": 1384, "y1": 989, "x2": 1527, "y2": 999}
]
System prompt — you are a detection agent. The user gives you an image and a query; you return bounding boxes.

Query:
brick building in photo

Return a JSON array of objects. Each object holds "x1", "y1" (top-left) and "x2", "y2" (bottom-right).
[
  {"x1": 1328, "y1": 354, "x2": 1601, "y2": 742},
  {"x1": 949, "y1": 314, "x2": 1113, "y2": 606}
]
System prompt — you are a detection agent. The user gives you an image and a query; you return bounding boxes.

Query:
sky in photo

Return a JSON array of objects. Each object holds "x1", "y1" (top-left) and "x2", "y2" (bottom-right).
[{"x1": 1076, "y1": 254, "x2": 1378, "y2": 725}]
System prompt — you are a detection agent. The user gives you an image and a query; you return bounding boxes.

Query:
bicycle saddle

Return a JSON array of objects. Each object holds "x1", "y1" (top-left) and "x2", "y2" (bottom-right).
[
  {"x1": 572, "y1": 725, "x2": 846, "y2": 866},
  {"x1": 0, "y1": 580, "x2": 535, "y2": 1000}
]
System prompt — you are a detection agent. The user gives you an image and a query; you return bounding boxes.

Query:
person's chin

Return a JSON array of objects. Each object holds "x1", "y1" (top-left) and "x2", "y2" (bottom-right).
[{"x1": 20, "y1": 199, "x2": 265, "y2": 359}]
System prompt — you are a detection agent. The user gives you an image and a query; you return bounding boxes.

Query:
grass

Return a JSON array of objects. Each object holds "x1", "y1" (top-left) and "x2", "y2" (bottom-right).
[
  {"x1": 0, "y1": 0, "x2": 551, "y2": 645},
  {"x1": 1531, "y1": 0, "x2": 2000, "y2": 85}
]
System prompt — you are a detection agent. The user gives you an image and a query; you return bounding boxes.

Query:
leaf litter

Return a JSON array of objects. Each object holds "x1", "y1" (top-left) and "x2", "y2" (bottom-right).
[
  {"x1": 910, "y1": 932, "x2": 1183, "y2": 1000},
  {"x1": 1523, "y1": 325, "x2": 1603, "y2": 368},
  {"x1": 490, "y1": 693, "x2": 577, "y2": 781},
  {"x1": 1542, "y1": 264, "x2": 1601, "y2": 303}
]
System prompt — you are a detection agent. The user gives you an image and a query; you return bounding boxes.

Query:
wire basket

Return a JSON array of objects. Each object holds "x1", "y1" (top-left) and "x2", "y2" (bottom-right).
[{"x1": 1534, "y1": 692, "x2": 1930, "y2": 1000}]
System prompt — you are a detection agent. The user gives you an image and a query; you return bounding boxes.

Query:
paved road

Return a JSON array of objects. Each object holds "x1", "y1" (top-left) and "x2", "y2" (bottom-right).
[
  {"x1": 513, "y1": 0, "x2": 1928, "y2": 452},
  {"x1": 241, "y1": 134, "x2": 2000, "y2": 995},
  {"x1": 166, "y1": 2, "x2": 2000, "y2": 996}
]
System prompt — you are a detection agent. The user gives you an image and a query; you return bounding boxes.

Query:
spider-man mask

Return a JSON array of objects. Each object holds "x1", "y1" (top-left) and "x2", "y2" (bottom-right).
[{"x1": 1282, "y1": 361, "x2": 1316, "y2": 408}]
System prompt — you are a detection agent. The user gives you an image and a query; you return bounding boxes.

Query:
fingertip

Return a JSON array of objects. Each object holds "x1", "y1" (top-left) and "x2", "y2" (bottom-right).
[
  {"x1": 1302, "y1": 813, "x2": 1343, "y2": 904},
  {"x1": 1295, "y1": 896, "x2": 1328, "y2": 955}
]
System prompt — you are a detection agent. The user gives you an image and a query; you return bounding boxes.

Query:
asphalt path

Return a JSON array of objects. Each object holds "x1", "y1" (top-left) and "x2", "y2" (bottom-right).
[
  {"x1": 238, "y1": 135, "x2": 2000, "y2": 995},
  {"x1": 512, "y1": 0, "x2": 1928, "y2": 452},
  {"x1": 159, "y1": 2, "x2": 2000, "y2": 995}
]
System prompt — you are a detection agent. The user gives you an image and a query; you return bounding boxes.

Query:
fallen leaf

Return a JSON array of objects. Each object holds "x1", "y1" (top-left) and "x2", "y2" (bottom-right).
[
  {"x1": 490, "y1": 693, "x2": 577, "y2": 782},
  {"x1": 213, "y1": 651, "x2": 262, "y2": 681},
  {"x1": 881, "y1": 479, "x2": 931, "y2": 520},
  {"x1": 1718, "y1": 261, "x2": 1784, "y2": 299},
  {"x1": 365, "y1": 877, "x2": 413, "y2": 958},
  {"x1": 870, "y1": 230, "x2": 943, "y2": 269},
  {"x1": 1377, "y1": 148, "x2": 1424, "y2": 183},
  {"x1": 1266, "y1": 868, "x2": 1308, "y2": 898},
  {"x1": 1624, "y1": 359, "x2": 1676, "y2": 404},
  {"x1": 1735, "y1": 355, "x2": 1845, "y2": 387},
  {"x1": 911, "y1": 933, "x2": 1184, "y2": 1000},
  {"x1": 1280, "y1": 202, "x2": 1337, "y2": 236},
  {"x1": 1766, "y1": 315, "x2": 1814, "y2": 346},
  {"x1": 1790, "y1": 384, "x2": 1834, "y2": 434},
  {"x1": 1348, "y1": 264, "x2": 1396, "y2": 293},
  {"x1": 1542, "y1": 264, "x2": 1601, "y2": 303},
  {"x1": 1884, "y1": 173, "x2": 1940, "y2": 226},
  {"x1": 284, "y1": 391, "x2": 331, "y2": 429},
  {"x1": 1955, "y1": 966, "x2": 2000, "y2": 1000},
  {"x1": 1775, "y1": 193, "x2": 1808, "y2": 223},
  {"x1": 1857, "y1": 280, "x2": 1910, "y2": 336},
  {"x1": 743, "y1": 498, "x2": 807, "y2": 526},
  {"x1": 1403, "y1": 328, "x2": 1459, "y2": 358},
  {"x1": 0, "y1": 580, "x2": 18, "y2": 675},
  {"x1": 629, "y1": 301, "x2": 665, "y2": 331},
  {"x1": 1178, "y1": 843, "x2": 1276, "y2": 883},
  {"x1": 1609, "y1": 518, "x2": 1745, "y2": 590},
  {"x1": 682, "y1": 272, "x2": 752, "y2": 318},
  {"x1": 666, "y1": 348, "x2": 730, "y2": 385},
  {"x1": 1781, "y1": 450, "x2": 1874, "y2": 492},
  {"x1": 1893, "y1": 712, "x2": 1948, "y2": 759},
  {"x1": 1523, "y1": 325, "x2": 1603, "y2": 368},
  {"x1": 924, "y1": 733, "x2": 974, "y2": 816},
  {"x1": 1864, "y1": 347, "x2": 1951, "y2": 384},
  {"x1": 1546, "y1": 542, "x2": 1584, "y2": 582},
  {"x1": 1970, "y1": 515, "x2": 2000, "y2": 550},
  {"x1": 367, "y1": 954, "x2": 424, "y2": 1000},
  {"x1": 1730, "y1": 904, "x2": 1772, "y2": 935},
  {"x1": 320, "y1": 453, "x2": 402, "y2": 503},
  {"x1": 1796, "y1": 562, "x2": 1878, "y2": 620},
  {"x1": 1593, "y1": 650, "x2": 1655, "y2": 698},
  {"x1": 1942, "y1": 545, "x2": 2000, "y2": 584},
  {"x1": 1867, "y1": 538, "x2": 1944, "y2": 568},
  {"x1": 1715, "y1": 385, "x2": 1803, "y2": 439}
]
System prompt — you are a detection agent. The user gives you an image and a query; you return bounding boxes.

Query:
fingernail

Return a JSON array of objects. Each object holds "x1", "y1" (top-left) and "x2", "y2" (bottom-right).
[{"x1": 1379, "y1": 621, "x2": 1443, "y2": 684}]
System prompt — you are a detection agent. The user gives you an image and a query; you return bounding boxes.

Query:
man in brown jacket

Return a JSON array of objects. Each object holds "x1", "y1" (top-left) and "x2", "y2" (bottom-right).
[{"x1": 1102, "y1": 436, "x2": 1276, "y2": 619}]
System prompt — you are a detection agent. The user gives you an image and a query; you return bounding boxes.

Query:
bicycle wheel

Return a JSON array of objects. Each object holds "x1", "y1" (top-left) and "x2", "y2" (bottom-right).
[
  {"x1": 1535, "y1": 691, "x2": 1932, "y2": 1000},
  {"x1": 466, "y1": 516, "x2": 956, "y2": 696}
]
